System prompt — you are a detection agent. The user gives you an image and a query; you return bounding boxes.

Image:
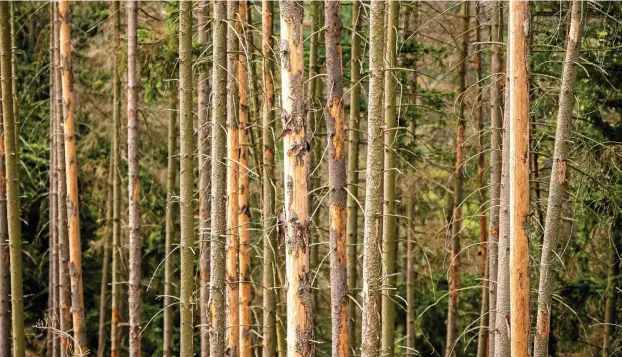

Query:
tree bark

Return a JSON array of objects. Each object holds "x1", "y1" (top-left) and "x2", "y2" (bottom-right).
[
  {"x1": 210, "y1": 3, "x2": 228, "y2": 357},
  {"x1": 325, "y1": 3, "x2": 348, "y2": 357},
  {"x1": 262, "y1": 2, "x2": 277, "y2": 357},
  {"x1": 179, "y1": 2, "x2": 195, "y2": 357},
  {"x1": 0, "y1": 64, "x2": 9, "y2": 357},
  {"x1": 360, "y1": 3, "x2": 385, "y2": 357},
  {"x1": 48, "y1": 13, "x2": 58, "y2": 355},
  {"x1": 10, "y1": 2, "x2": 18, "y2": 164},
  {"x1": 446, "y1": 3, "x2": 469, "y2": 356},
  {"x1": 346, "y1": 2, "x2": 361, "y2": 354},
  {"x1": 59, "y1": 1, "x2": 88, "y2": 353},
  {"x1": 279, "y1": 2, "x2": 314, "y2": 357},
  {"x1": 381, "y1": 3, "x2": 399, "y2": 357},
  {"x1": 487, "y1": 3, "x2": 503, "y2": 356},
  {"x1": 508, "y1": 2, "x2": 530, "y2": 356},
  {"x1": 97, "y1": 156, "x2": 114, "y2": 357}
]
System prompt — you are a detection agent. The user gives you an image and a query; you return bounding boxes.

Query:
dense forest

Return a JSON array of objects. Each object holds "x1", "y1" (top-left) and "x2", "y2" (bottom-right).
[{"x1": 0, "y1": 1, "x2": 620, "y2": 357}]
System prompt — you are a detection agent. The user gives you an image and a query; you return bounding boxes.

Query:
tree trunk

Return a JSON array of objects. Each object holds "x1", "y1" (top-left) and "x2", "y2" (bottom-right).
[
  {"x1": 262, "y1": 2, "x2": 277, "y2": 357},
  {"x1": 179, "y1": 2, "x2": 195, "y2": 357},
  {"x1": 59, "y1": 1, "x2": 88, "y2": 353},
  {"x1": 487, "y1": 3, "x2": 503, "y2": 356},
  {"x1": 226, "y1": 0, "x2": 240, "y2": 355},
  {"x1": 279, "y1": 2, "x2": 314, "y2": 357},
  {"x1": 508, "y1": 2, "x2": 530, "y2": 356},
  {"x1": 10, "y1": 2, "x2": 18, "y2": 163},
  {"x1": 602, "y1": 216, "x2": 621, "y2": 357},
  {"x1": 533, "y1": 2, "x2": 582, "y2": 356},
  {"x1": 110, "y1": 2, "x2": 123, "y2": 357},
  {"x1": 0, "y1": 62, "x2": 9, "y2": 357},
  {"x1": 197, "y1": 2, "x2": 211, "y2": 357},
  {"x1": 209, "y1": 3, "x2": 227, "y2": 357},
  {"x1": 360, "y1": 2, "x2": 385, "y2": 357},
  {"x1": 446, "y1": 3, "x2": 469, "y2": 356},
  {"x1": 325, "y1": 3, "x2": 348, "y2": 357},
  {"x1": 381, "y1": 3, "x2": 399, "y2": 357},
  {"x1": 97, "y1": 156, "x2": 114, "y2": 357},
  {"x1": 48, "y1": 14, "x2": 58, "y2": 355}
]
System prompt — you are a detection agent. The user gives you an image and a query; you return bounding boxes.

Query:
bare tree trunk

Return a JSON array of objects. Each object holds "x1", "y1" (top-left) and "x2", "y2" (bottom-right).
[
  {"x1": 381, "y1": 3, "x2": 399, "y2": 357},
  {"x1": 197, "y1": 2, "x2": 211, "y2": 357},
  {"x1": 226, "y1": 0, "x2": 240, "y2": 355},
  {"x1": 279, "y1": 2, "x2": 314, "y2": 357},
  {"x1": 325, "y1": 2, "x2": 348, "y2": 357},
  {"x1": 48, "y1": 13, "x2": 58, "y2": 354},
  {"x1": 59, "y1": 1, "x2": 88, "y2": 353},
  {"x1": 508, "y1": 2, "x2": 530, "y2": 356},
  {"x1": 210, "y1": 3, "x2": 228, "y2": 357},
  {"x1": 164, "y1": 90, "x2": 177, "y2": 357},
  {"x1": 0, "y1": 67, "x2": 9, "y2": 357},
  {"x1": 534, "y1": 2, "x2": 582, "y2": 355},
  {"x1": 360, "y1": 3, "x2": 385, "y2": 357},
  {"x1": 446, "y1": 3, "x2": 469, "y2": 356},
  {"x1": 602, "y1": 217, "x2": 621, "y2": 357},
  {"x1": 487, "y1": 3, "x2": 503, "y2": 356},
  {"x1": 10, "y1": 2, "x2": 18, "y2": 164},
  {"x1": 97, "y1": 157, "x2": 114, "y2": 357},
  {"x1": 346, "y1": 2, "x2": 361, "y2": 354},
  {"x1": 179, "y1": 2, "x2": 195, "y2": 357}
]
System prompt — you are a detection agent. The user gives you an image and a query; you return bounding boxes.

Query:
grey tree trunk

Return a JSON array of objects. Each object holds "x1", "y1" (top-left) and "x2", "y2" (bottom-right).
[
  {"x1": 360, "y1": 2, "x2": 385, "y2": 357},
  {"x1": 533, "y1": 2, "x2": 582, "y2": 356}
]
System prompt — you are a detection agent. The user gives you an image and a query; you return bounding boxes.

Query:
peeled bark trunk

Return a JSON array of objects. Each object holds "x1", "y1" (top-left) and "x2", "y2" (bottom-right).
[
  {"x1": 487, "y1": 3, "x2": 503, "y2": 356},
  {"x1": 97, "y1": 157, "x2": 114, "y2": 357},
  {"x1": 226, "y1": 1, "x2": 240, "y2": 356},
  {"x1": 279, "y1": 2, "x2": 314, "y2": 357},
  {"x1": 325, "y1": 3, "x2": 348, "y2": 357},
  {"x1": 508, "y1": 2, "x2": 530, "y2": 356},
  {"x1": 59, "y1": 1, "x2": 88, "y2": 353},
  {"x1": 262, "y1": 2, "x2": 277, "y2": 357},
  {"x1": 346, "y1": 2, "x2": 361, "y2": 353},
  {"x1": 197, "y1": 2, "x2": 210, "y2": 357},
  {"x1": 179, "y1": 2, "x2": 195, "y2": 357},
  {"x1": 446, "y1": 3, "x2": 469, "y2": 356},
  {"x1": 381, "y1": 3, "x2": 399, "y2": 357},
  {"x1": 360, "y1": 3, "x2": 385, "y2": 357},
  {"x1": 534, "y1": 2, "x2": 582, "y2": 355},
  {"x1": 209, "y1": 3, "x2": 228, "y2": 357}
]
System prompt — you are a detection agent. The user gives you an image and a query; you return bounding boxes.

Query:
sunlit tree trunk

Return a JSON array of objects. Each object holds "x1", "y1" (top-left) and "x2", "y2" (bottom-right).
[
  {"x1": 446, "y1": 3, "x2": 469, "y2": 356},
  {"x1": 209, "y1": 3, "x2": 228, "y2": 357},
  {"x1": 279, "y1": 2, "x2": 314, "y2": 357},
  {"x1": 179, "y1": 2, "x2": 195, "y2": 357},
  {"x1": 508, "y1": 2, "x2": 530, "y2": 356},
  {"x1": 59, "y1": 1, "x2": 88, "y2": 353},
  {"x1": 360, "y1": 2, "x2": 385, "y2": 357}
]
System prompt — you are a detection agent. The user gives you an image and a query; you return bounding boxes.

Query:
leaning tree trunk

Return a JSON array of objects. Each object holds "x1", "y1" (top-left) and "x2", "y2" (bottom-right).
[
  {"x1": 381, "y1": 3, "x2": 399, "y2": 357},
  {"x1": 197, "y1": 2, "x2": 210, "y2": 357},
  {"x1": 179, "y1": 2, "x2": 195, "y2": 357},
  {"x1": 346, "y1": 2, "x2": 361, "y2": 353},
  {"x1": 209, "y1": 3, "x2": 227, "y2": 357},
  {"x1": 508, "y1": 2, "x2": 530, "y2": 356},
  {"x1": 487, "y1": 3, "x2": 503, "y2": 356},
  {"x1": 534, "y1": 2, "x2": 582, "y2": 356},
  {"x1": 262, "y1": 2, "x2": 277, "y2": 357},
  {"x1": 279, "y1": 2, "x2": 314, "y2": 357},
  {"x1": 446, "y1": 3, "x2": 469, "y2": 356},
  {"x1": 127, "y1": 3, "x2": 142, "y2": 357},
  {"x1": 59, "y1": 1, "x2": 88, "y2": 353},
  {"x1": 360, "y1": 2, "x2": 385, "y2": 357},
  {"x1": 325, "y1": 2, "x2": 348, "y2": 357}
]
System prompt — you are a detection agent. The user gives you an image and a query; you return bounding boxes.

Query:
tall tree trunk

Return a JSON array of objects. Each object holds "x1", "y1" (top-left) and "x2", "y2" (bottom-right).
[
  {"x1": 360, "y1": 2, "x2": 385, "y2": 357},
  {"x1": 602, "y1": 216, "x2": 621, "y2": 357},
  {"x1": 279, "y1": 2, "x2": 314, "y2": 357},
  {"x1": 48, "y1": 14, "x2": 58, "y2": 355},
  {"x1": 381, "y1": 3, "x2": 399, "y2": 357},
  {"x1": 534, "y1": 2, "x2": 582, "y2": 355},
  {"x1": 110, "y1": 2, "x2": 123, "y2": 357},
  {"x1": 325, "y1": 3, "x2": 348, "y2": 357},
  {"x1": 97, "y1": 157, "x2": 114, "y2": 357},
  {"x1": 10, "y1": 2, "x2": 18, "y2": 163},
  {"x1": 0, "y1": 63, "x2": 9, "y2": 357},
  {"x1": 59, "y1": 1, "x2": 88, "y2": 353},
  {"x1": 262, "y1": 2, "x2": 277, "y2": 357},
  {"x1": 446, "y1": 3, "x2": 469, "y2": 356},
  {"x1": 197, "y1": 2, "x2": 211, "y2": 357},
  {"x1": 475, "y1": 4, "x2": 489, "y2": 357},
  {"x1": 346, "y1": 2, "x2": 361, "y2": 354},
  {"x1": 209, "y1": 3, "x2": 227, "y2": 357},
  {"x1": 226, "y1": 0, "x2": 240, "y2": 355},
  {"x1": 179, "y1": 2, "x2": 195, "y2": 357},
  {"x1": 508, "y1": 2, "x2": 530, "y2": 356},
  {"x1": 238, "y1": 2, "x2": 252, "y2": 357},
  {"x1": 0, "y1": 5, "x2": 24, "y2": 357},
  {"x1": 487, "y1": 3, "x2": 503, "y2": 356}
]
